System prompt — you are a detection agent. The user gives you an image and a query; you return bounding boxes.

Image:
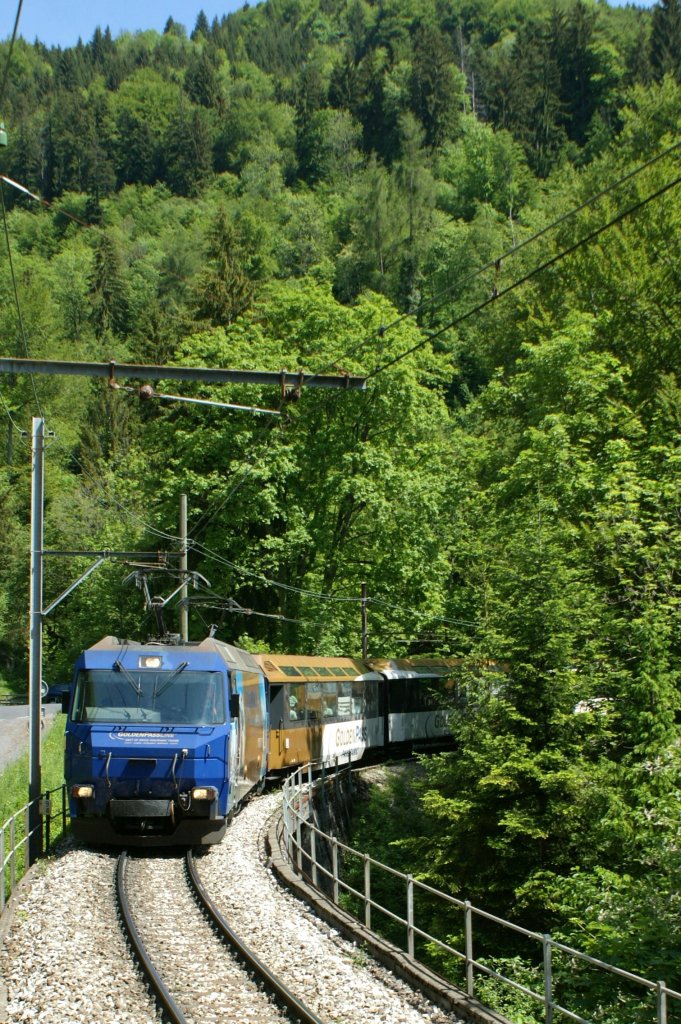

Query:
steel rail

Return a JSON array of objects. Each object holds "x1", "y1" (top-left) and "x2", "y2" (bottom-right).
[
  {"x1": 115, "y1": 851, "x2": 188, "y2": 1024},
  {"x1": 186, "y1": 850, "x2": 325, "y2": 1024}
]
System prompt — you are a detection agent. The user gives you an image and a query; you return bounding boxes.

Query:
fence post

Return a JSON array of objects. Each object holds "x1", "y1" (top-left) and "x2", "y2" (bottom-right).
[
  {"x1": 311, "y1": 826, "x2": 318, "y2": 888},
  {"x1": 0, "y1": 827, "x2": 5, "y2": 914},
  {"x1": 295, "y1": 805, "x2": 302, "y2": 874},
  {"x1": 61, "y1": 784, "x2": 67, "y2": 833},
  {"x1": 364, "y1": 854, "x2": 371, "y2": 930},
  {"x1": 465, "y1": 900, "x2": 474, "y2": 996},
  {"x1": 283, "y1": 778, "x2": 291, "y2": 861},
  {"x1": 407, "y1": 874, "x2": 414, "y2": 958},
  {"x1": 43, "y1": 791, "x2": 50, "y2": 854},
  {"x1": 332, "y1": 837, "x2": 339, "y2": 905},
  {"x1": 543, "y1": 934, "x2": 553, "y2": 1024},
  {"x1": 657, "y1": 981, "x2": 667, "y2": 1024},
  {"x1": 9, "y1": 817, "x2": 16, "y2": 893}
]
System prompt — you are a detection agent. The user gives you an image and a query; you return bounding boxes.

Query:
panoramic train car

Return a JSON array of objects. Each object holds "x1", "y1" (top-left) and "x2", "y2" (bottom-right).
[
  {"x1": 262, "y1": 653, "x2": 463, "y2": 772},
  {"x1": 64, "y1": 636, "x2": 267, "y2": 846},
  {"x1": 376, "y1": 657, "x2": 463, "y2": 749},
  {"x1": 261, "y1": 654, "x2": 385, "y2": 771}
]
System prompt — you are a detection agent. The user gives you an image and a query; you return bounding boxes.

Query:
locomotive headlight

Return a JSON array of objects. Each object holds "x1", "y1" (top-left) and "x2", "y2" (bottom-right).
[
  {"x1": 71, "y1": 784, "x2": 94, "y2": 798},
  {"x1": 139, "y1": 655, "x2": 162, "y2": 669},
  {"x1": 191, "y1": 786, "x2": 218, "y2": 801}
]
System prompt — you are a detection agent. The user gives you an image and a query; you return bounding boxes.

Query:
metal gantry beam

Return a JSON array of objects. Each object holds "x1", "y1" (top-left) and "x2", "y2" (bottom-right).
[{"x1": 0, "y1": 357, "x2": 366, "y2": 391}]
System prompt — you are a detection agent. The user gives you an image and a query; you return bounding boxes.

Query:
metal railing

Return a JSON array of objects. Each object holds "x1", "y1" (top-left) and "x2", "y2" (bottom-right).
[
  {"x1": 0, "y1": 784, "x2": 67, "y2": 914},
  {"x1": 282, "y1": 762, "x2": 681, "y2": 1024}
]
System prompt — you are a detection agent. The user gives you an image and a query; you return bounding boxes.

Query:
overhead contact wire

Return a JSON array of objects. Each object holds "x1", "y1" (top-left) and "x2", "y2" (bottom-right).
[
  {"x1": 302, "y1": 137, "x2": 681, "y2": 388},
  {"x1": 0, "y1": 179, "x2": 43, "y2": 418},
  {"x1": 0, "y1": 0, "x2": 23, "y2": 111},
  {"x1": 366, "y1": 172, "x2": 681, "y2": 380}
]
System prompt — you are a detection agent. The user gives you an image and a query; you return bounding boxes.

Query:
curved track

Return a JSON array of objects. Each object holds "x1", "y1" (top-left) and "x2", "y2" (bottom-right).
[{"x1": 116, "y1": 849, "x2": 325, "y2": 1024}]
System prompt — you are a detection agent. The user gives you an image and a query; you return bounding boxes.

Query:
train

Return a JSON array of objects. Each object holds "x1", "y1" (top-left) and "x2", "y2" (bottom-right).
[{"x1": 63, "y1": 634, "x2": 463, "y2": 847}]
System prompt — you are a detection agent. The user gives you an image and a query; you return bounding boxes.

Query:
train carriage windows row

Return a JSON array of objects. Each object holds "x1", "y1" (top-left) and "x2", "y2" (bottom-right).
[
  {"x1": 277, "y1": 665, "x2": 359, "y2": 679},
  {"x1": 284, "y1": 679, "x2": 379, "y2": 723}
]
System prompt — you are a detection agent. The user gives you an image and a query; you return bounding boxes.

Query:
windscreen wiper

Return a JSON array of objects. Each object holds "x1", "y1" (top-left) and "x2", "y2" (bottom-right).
[
  {"x1": 154, "y1": 661, "x2": 189, "y2": 699},
  {"x1": 113, "y1": 660, "x2": 142, "y2": 696}
]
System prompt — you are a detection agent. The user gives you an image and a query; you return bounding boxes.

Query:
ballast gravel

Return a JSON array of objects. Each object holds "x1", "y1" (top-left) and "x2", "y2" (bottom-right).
[
  {"x1": 198, "y1": 791, "x2": 463, "y2": 1024},
  {"x1": 0, "y1": 793, "x2": 464, "y2": 1024},
  {"x1": 0, "y1": 841, "x2": 159, "y2": 1024},
  {"x1": 125, "y1": 852, "x2": 289, "y2": 1024}
]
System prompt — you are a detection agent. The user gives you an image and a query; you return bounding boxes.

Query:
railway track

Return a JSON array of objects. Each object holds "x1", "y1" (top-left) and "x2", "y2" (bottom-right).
[{"x1": 116, "y1": 849, "x2": 325, "y2": 1024}]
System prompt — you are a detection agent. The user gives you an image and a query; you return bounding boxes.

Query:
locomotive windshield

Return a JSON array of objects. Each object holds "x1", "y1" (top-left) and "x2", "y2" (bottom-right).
[{"x1": 71, "y1": 668, "x2": 226, "y2": 725}]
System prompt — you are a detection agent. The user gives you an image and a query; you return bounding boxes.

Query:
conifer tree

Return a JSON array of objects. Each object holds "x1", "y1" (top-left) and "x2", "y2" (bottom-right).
[{"x1": 650, "y1": 0, "x2": 681, "y2": 81}]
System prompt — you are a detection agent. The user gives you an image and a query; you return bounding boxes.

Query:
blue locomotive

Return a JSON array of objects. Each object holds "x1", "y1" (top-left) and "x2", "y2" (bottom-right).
[{"x1": 64, "y1": 636, "x2": 267, "y2": 846}]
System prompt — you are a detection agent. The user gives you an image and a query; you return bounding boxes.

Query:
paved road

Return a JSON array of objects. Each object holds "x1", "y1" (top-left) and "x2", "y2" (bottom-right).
[{"x1": 0, "y1": 703, "x2": 62, "y2": 775}]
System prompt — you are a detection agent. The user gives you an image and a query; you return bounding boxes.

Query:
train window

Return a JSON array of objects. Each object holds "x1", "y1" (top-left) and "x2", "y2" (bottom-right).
[
  {"x1": 336, "y1": 681, "x2": 352, "y2": 718},
  {"x1": 365, "y1": 681, "x2": 379, "y2": 717},
  {"x1": 391, "y1": 679, "x2": 407, "y2": 713},
  {"x1": 299, "y1": 667, "x2": 317, "y2": 677},
  {"x1": 269, "y1": 684, "x2": 284, "y2": 722},
  {"x1": 71, "y1": 668, "x2": 226, "y2": 725},
  {"x1": 315, "y1": 667, "x2": 331, "y2": 677},
  {"x1": 280, "y1": 666, "x2": 302, "y2": 677},
  {"x1": 351, "y1": 681, "x2": 365, "y2": 716},
  {"x1": 286, "y1": 683, "x2": 306, "y2": 722},
  {"x1": 321, "y1": 682, "x2": 337, "y2": 717}
]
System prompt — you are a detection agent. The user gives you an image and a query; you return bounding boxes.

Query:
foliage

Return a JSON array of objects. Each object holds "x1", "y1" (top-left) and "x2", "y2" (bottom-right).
[{"x1": 0, "y1": 2, "x2": 680, "y2": 1017}]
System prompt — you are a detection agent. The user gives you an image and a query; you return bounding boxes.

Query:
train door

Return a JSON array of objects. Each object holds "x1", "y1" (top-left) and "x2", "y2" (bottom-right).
[
  {"x1": 241, "y1": 670, "x2": 267, "y2": 786},
  {"x1": 229, "y1": 670, "x2": 267, "y2": 806}
]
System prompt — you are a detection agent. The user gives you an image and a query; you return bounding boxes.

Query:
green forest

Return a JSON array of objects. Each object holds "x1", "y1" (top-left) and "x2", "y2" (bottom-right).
[{"x1": 1, "y1": 0, "x2": 681, "y2": 1017}]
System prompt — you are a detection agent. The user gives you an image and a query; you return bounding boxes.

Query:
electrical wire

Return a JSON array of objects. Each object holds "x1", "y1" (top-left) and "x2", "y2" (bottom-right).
[
  {"x1": 52, "y1": 434, "x2": 481, "y2": 637},
  {"x1": 25, "y1": 140, "x2": 679, "y2": 633},
  {"x1": 366, "y1": 172, "x2": 681, "y2": 381},
  {"x1": 301, "y1": 137, "x2": 681, "y2": 388},
  {"x1": 0, "y1": 179, "x2": 44, "y2": 418},
  {"x1": 189, "y1": 414, "x2": 283, "y2": 539},
  {"x1": 0, "y1": 0, "x2": 23, "y2": 113}
]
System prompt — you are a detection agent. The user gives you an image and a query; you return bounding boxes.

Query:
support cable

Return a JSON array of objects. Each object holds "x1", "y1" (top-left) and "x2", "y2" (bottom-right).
[
  {"x1": 0, "y1": 179, "x2": 43, "y2": 418},
  {"x1": 366, "y1": 173, "x2": 681, "y2": 381},
  {"x1": 0, "y1": 0, "x2": 23, "y2": 112},
  {"x1": 302, "y1": 138, "x2": 681, "y2": 388}
]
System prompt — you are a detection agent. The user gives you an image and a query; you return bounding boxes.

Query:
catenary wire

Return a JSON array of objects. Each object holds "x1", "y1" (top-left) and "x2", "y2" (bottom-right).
[
  {"x1": 33, "y1": 145, "x2": 681, "y2": 622},
  {"x1": 0, "y1": 0, "x2": 23, "y2": 112},
  {"x1": 300, "y1": 138, "x2": 681, "y2": 388},
  {"x1": 0, "y1": 179, "x2": 44, "y2": 418},
  {"x1": 366, "y1": 172, "x2": 681, "y2": 380},
  {"x1": 42, "y1": 166, "x2": 681, "y2": 623}
]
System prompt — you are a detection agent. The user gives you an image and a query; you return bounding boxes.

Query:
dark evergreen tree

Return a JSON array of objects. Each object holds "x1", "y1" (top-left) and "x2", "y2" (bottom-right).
[
  {"x1": 294, "y1": 60, "x2": 328, "y2": 181},
  {"x1": 193, "y1": 210, "x2": 255, "y2": 325},
  {"x1": 164, "y1": 104, "x2": 213, "y2": 196},
  {"x1": 650, "y1": 0, "x2": 681, "y2": 82},
  {"x1": 191, "y1": 10, "x2": 211, "y2": 41},
  {"x1": 483, "y1": 21, "x2": 566, "y2": 176},
  {"x1": 553, "y1": 1, "x2": 602, "y2": 144},
  {"x1": 89, "y1": 232, "x2": 129, "y2": 338},
  {"x1": 184, "y1": 50, "x2": 221, "y2": 109},
  {"x1": 409, "y1": 23, "x2": 464, "y2": 149}
]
